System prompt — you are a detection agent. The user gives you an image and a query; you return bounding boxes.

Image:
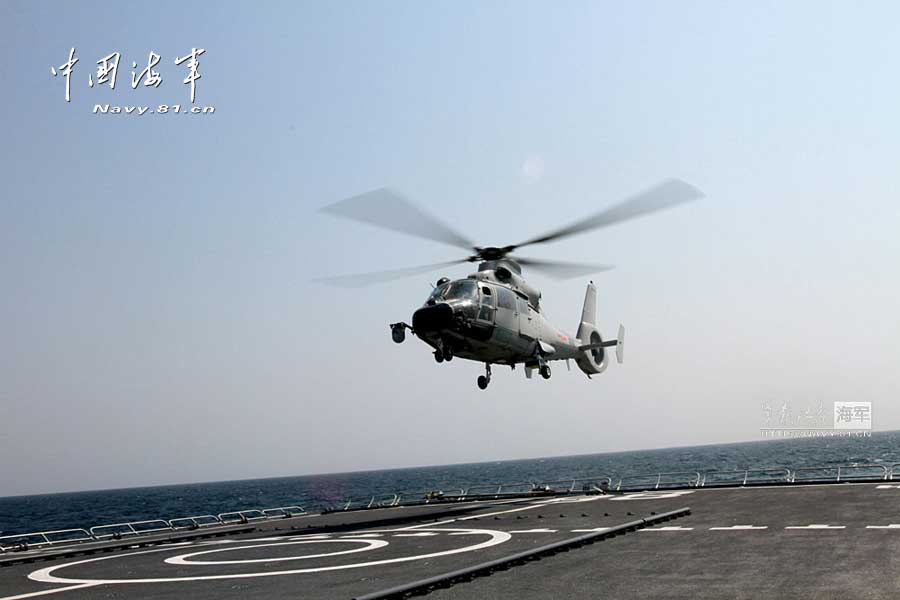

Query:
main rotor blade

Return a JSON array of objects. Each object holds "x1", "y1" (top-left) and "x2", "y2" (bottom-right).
[
  {"x1": 320, "y1": 188, "x2": 475, "y2": 252},
  {"x1": 314, "y1": 259, "x2": 469, "y2": 288},
  {"x1": 514, "y1": 256, "x2": 614, "y2": 280},
  {"x1": 515, "y1": 178, "x2": 703, "y2": 248}
]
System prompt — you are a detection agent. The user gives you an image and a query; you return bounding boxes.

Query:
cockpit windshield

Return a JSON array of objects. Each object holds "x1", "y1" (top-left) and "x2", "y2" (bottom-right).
[
  {"x1": 427, "y1": 284, "x2": 448, "y2": 303},
  {"x1": 444, "y1": 280, "x2": 477, "y2": 301},
  {"x1": 425, "y1": 279, "x2": 477, "y2": 304}
]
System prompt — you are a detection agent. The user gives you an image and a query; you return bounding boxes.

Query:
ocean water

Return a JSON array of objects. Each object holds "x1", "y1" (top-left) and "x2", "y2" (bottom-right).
[{"x1": 3, "y1": 432, "x2": 899, "y2": 537}]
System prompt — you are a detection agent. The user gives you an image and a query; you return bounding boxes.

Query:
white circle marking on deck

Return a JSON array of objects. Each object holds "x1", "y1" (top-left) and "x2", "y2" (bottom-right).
[
  {"x1": 27, "y1": 527, "x2": 511, "y2": 585},
  {"x1": 165, "y1": 539, "x2": 388, "y2": 565}
]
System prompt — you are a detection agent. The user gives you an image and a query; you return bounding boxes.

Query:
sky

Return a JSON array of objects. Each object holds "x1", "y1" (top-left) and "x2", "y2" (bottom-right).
[{"x1": 2, "y1": 1, "x2": 900, "y2": 496}]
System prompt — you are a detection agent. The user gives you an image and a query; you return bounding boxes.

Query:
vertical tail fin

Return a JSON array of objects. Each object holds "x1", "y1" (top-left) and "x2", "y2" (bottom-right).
[
  {"x1": 575, "y1": 281, "x2": 608, "y2": 376},
  {"x1": 580, "y1": 281, "x2": 597, "y2": 329}
]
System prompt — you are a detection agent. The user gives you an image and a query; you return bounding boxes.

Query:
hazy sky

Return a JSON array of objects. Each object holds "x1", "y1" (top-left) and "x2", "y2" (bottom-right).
[{"x1": 2, "y1": 1, "x2": 900, "y2": 496}]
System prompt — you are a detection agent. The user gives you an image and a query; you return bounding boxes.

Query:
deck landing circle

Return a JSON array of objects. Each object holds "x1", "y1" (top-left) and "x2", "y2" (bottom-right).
[
  {"x1": 27, "y1": 527, "x2": 512, "y2": 585},
  {"x1": 165, "y1": 538, "x2": 389, "y2": 565}
]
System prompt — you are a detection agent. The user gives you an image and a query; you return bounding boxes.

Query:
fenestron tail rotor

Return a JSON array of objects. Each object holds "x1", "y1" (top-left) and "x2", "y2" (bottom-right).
[{"x1": 317, "y1": 179, "x2": 703, "y2": 286}]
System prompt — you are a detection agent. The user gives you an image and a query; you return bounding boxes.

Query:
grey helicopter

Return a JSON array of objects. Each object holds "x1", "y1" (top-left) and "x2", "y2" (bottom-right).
[{"x1": 319, "y1": 179, "x2": 702, "y2": 389}]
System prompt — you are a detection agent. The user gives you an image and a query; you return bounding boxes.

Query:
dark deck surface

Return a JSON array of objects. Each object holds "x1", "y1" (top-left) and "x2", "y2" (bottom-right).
[{"x1": 3, "y1": 482, "x2": 900, "y2": 599}]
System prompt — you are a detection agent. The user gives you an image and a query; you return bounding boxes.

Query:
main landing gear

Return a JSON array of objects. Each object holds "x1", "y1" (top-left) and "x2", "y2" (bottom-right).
[
  {"x1": 539, "y1": 364, "x2": 551, "y2": 380},
  {"x1": 477, "y1": 363, "x2": 492, "y2": 390}
]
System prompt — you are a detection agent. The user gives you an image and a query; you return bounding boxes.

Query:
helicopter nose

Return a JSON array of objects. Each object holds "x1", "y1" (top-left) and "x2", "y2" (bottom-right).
[{"x1": 412, "y1": 303, "x2": 453, "y2": 333}]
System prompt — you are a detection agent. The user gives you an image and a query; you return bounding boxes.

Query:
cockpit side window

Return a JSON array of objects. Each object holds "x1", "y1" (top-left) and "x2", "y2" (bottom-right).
[
  {"x1": 478, "y1": 286, "x2": 495, "y2": 322},
  {"x1": 497, "y1": 287, "x2": 516, "y2": 310},
  {"x1": 516, "y1": 296, "x2": 529, "y2": 314}
]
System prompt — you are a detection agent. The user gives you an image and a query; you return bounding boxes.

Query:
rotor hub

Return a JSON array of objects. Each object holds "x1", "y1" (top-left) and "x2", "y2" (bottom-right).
[{"x1": 472, "y1": 246, "x2": 516, "y2": 261}]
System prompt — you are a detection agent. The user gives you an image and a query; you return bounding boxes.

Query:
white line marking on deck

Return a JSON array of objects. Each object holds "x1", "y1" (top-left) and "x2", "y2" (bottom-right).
[
  {"x1": 611, "y1": 491, "x2": 695, "y2": 501},
  {"x1": 866, "y1": 524, "x2": 900, "y2": 529},
  {"x1": 785, "y1": 524, "x2": 845, "y2": 529},
  {"x1": 0, "y1": 584, "x2": 102, "y2": 600},
  {"x1": 709, "y1": 525, "x2": 768, "y2": 530},
  {"x1": 340, "y1": 533, "x2": 383, "y2": 538},
  {"x1": 401, "y1": 495, "x2": 604, "y2": 530},
  {"x1": 876, "y1": 484, "x2": 900, "y2": 489},
  {"x1": 640, "y1": 526, "x2": 693, "y2": 531},
  {"x1": 509, "y1": 529, "x2": 557, "y2": 533},
  {"x1": 392, "y1": 532, "x2": 439, "y2": 537},
  {"x1": 571, "y1": 527, "x2": 611, "y2": 533}
]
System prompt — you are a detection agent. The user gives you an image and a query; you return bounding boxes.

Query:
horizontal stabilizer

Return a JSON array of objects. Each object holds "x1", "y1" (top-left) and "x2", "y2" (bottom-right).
[
  {"x1": 578, "y1": 340, "x2": 619, "y2": 351},
  {"x1": 616, "y1": 324, "x2": 625, "y2": 364},
  {"x1": 577, "y1": 324, "x2": 625, "y2": 364}
]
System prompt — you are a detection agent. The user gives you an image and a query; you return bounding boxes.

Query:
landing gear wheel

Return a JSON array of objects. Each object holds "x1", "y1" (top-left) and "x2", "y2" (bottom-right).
[
  {"x1": 443, "y1": 347, "x2": 453, "y2": 361},
  {"x1": 477, "y1": 363, "x2": 492, "y2": 390},
  {"x1": 434, "y1": 351, "x2": 444, "y2": 363},
  {"x1": 540, "y1": 364, "x2": 551, "y2": 379}
]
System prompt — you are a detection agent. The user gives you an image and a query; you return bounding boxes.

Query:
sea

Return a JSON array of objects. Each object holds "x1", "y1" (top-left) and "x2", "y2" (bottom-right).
[{"x1": 2, "y1": 432, "x2": 898, "y2": 537}]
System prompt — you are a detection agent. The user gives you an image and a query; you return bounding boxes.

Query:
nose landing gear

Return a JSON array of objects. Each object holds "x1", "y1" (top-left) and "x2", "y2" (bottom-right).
[
  {"x1": 477, "y1": 364, "x2": 492, "y2": 390},
  {"x1": 434, "y1": 341, "x2": 453, "y2": 363}
]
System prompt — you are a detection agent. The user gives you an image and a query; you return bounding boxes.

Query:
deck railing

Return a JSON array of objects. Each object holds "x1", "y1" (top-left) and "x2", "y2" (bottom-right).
[
  {"x1": 0, "y1": 504, "x2": 305, "y2": 553},
  {"x1": 615, "y1": 471, "x2": 702, "y2": 491},
  {"x1": 534, "y1": 476, "x2": 613, "y2": 493},
  {"x1": 461, "y1": 481, "x2": 535, "y2": 499},
  {"x1": 5, "y1": 462, "x2": 898, "y2": 554},
  {"x1": 90, "y1": 520, "x2": 172, "y2": 540},
  {"x1": 791, "y1": 464, "x2": 888, "y2": 483},
  {"x1": 0, "y1": 528, "x2": 92, "y2": 552},
  {"x1": 700, "y1": 468, "x2": 792, "y2": 487}
]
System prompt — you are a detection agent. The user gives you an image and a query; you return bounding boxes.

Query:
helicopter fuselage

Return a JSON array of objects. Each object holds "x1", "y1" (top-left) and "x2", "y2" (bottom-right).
[
  {"x1": 413, "y1": 277, "x2": 577, "y2": 365},
  {"x1": 396, "y1": 263, "x2": 614, "y2": 379}
]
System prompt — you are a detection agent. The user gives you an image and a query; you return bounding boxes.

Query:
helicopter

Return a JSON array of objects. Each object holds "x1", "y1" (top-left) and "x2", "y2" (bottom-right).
[{"x1": 319, "y1": 179, "x2": 703, "y2": 389}]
